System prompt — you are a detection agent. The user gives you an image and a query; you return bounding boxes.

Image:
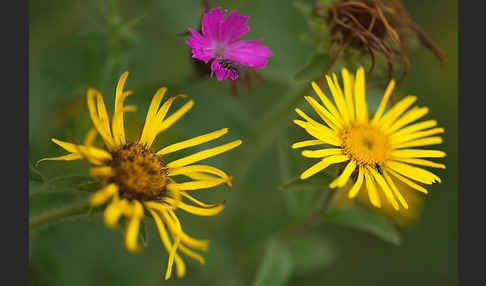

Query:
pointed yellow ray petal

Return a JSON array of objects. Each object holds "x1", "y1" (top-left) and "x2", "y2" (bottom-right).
[
  {"x1": 158, "y1": 100, "x2": 195, "y2": 133},
  {"x1": 86, "y1": 88, "x2": 115, "y2": 149},
  {"x1": 327, "y1": 74, "x2": 349, "y2": 124},
  {"x1": 157, "y1": 128, "x2": 228, "y2": 156},
  {"x1": 393, "y1": 136, "x2": 443, "y2": 149},
  {"x1": 391, "y1": 128, "x2": 445, "y2": 145},
  {"x1": 304, "y1": 96, "x2": 341, "y2": 130},
  {"x1": 386, "y1": 168, "x2": 428, "y2": 194},
  {"x1": 293, "y1": 120, "x2": 341, "y2": 145},
  {"x1": 146, "y1": 87, "x2": 167, "y2": 125},
  {"x1": 293, "y1": 120, "x2": 342, "y2": 145},
  {"x1": 104, "y1": 199, "x2": 129, "y2": 228},
  {"x1": 50, "y1": 138, "x2": 112, "y2": 161},
  {"x1": 36, "y1": 153, "x2": 83, "y2": 165},
  {"x1": 178, "y1": 244, "x2": 205, "y2": 264},
  {"x1": 311, "y1": 81, "x2": 344, "y2": 125},
  {"x1": 378, "y1": 96, "x2": 417, "y2": 130},
  {"x1": 291, "y1": 140, "x2": 325, "y2": 149},
  {"x1": 125, "y1": 201, "x2": 144, "y2": 252},
  {"x1": 164, "y1": 198, "x2": 225, "y2": 216},
  {"x1": 139, "y1": 95, "x2": 188, "y2": 148},
  {"x1": 367, "y1": 166, "x2": 399, "y2": 210},
  {"x1": 364, "y1": 169, "x2": 381, "y2": 207},
  {"x1": 112, "y1": 72, "x2": 131, "y2": 147},
  {"x1": 342, "y1": 68, "x2": 355, "y2": 121},
  {"x1": 354, "y1": 67, "x2": 368, "y2": 123},
  {"x1": 146, "y1": 201, "x2": 209, "y2": 250},
  {"x1": 391, "y1": 120, "x2": 437, "y2": 138},
  {"x1": 301, "y1": 148, "x2": 342, "y2": 158},
  {"x1": 300, "y1": 154, "x2": 349, "y2": 179},
  {"x1": 383, "y1": 171, "x2": 409, "y2": 209},
  {"x1": 83, "y1": 128, "x2": 98, "y2": 146},
  {"x1": 392, "y1": 158, "x2": 446, "y2": 169},
  {"x1": 330, "y1": 160, "x2": 357, "y2": 188},
  {"x1": 167, "y1": 140, "x2": 242, "y2": 168},
  {"x1": 390, "y1": 149, "x2": 446, "y2": 158},
  {"x1": 168, "y1": 165, "x2": 231, "y2": 182},
  {"x1": 372, "y1": 79, "x2": 395, "y2": 124},
  {"x1": 90, "y1": 183, "x2": 118, "y2": 206},
  {"x1": 167, "y1": 178, "x2": 229, "y2": 191},
  {"x1": 348, "y1": 166, "x2": 364, "y2": 198},
  {"x1": 89, "y1": 166, "x2": 113, "y2": 177},
  {"x1": 146, "y1": 208, "x2": 186, "y2": 278},
  {"x1": 385, "y1": 106, "x2": 429, "y2": 134},
  {"x1": 164, "y1": 210, "x2": 182, "y2": 280},
  {"x1": 387, "y1": 161, "x2": 441, "y2": 184}
]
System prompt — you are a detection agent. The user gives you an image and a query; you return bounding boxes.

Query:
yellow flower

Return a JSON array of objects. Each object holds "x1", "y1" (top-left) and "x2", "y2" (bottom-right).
[
  {"x1": 38, "y1": 71, "x2": 242, "y2": 279},
  {"x1": 292, "y1": 67, "x2": 445, "y2": 210}
]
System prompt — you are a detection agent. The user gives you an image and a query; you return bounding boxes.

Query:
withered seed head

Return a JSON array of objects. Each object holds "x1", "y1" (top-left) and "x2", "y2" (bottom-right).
[{"x1": 314, "y1": 0, "x2": 444, "y2": 86}]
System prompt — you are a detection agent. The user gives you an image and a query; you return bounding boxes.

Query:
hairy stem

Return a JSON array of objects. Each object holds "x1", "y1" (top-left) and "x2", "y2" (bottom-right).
[{"x1": 29, "y1": 200, "x2": 91, "y2": 230}]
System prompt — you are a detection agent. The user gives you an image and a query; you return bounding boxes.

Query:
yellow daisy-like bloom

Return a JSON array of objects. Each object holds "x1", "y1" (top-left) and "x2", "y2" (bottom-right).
[
  {"x1": 38, "y1": 71, "x2": 242, "y2": 279},
  {"x1": 292, "y1": 67, "x2": 446, "y2": 210}
]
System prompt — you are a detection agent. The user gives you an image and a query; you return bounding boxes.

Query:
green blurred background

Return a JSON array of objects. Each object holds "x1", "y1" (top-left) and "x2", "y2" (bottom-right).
[{"x1": 29, "y1": 0, "x2": 457, "y2": 285}]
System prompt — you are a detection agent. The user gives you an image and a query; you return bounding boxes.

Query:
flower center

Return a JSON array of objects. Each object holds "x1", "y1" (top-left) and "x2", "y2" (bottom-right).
[
  {"x1": 341, "y1": 124, "x2": 390, "y2": 166},
  {"x1": 109, "y1": 143, "x2": 168, "y2": 201}
]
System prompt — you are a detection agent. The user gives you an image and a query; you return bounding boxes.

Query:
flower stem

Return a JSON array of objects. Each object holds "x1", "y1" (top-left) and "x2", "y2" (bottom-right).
[
  {"x1": 279, "y1": 188, "x2": 338, "y2": 241},
  {"x1": 29, "y1": 200, "x2": 91, "y2": 231}
]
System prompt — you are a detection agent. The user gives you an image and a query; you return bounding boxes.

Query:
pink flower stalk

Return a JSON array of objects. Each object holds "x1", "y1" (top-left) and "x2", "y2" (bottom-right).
[{"x1": 185, "y1": 7, "x2": 273, "y2": 81}]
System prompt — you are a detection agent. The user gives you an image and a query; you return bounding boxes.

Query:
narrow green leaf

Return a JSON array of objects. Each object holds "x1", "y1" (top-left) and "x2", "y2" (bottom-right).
[
  {"x1": 252, "y1": 239, "x2": 293, "y2": 286},
  {"x1": 287, "y1": 233, "x2": 338, "y2": 275},
  {"x1": 294, "y1": 52, "x2": 331, "y2": 82},
  {"x1": 30, "y1": 175, "x2": 100, "y2": 196},
  {"x1": 324, "y1": 205, "x2": 402, "y2": 245}
]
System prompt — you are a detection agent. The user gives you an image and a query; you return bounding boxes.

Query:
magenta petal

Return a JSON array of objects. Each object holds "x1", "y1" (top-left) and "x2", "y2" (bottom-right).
[
  {"x1": 185, "y1": 28, "x2": 214, "y2": 63},
  {"x1": 202, "y1": 8, "x2": 226, "y2": 41},
  {"x1": 219, "y1": 10, "x2": 250, "y2": 44},
  {"x1": 211, "y1": 60, "x2": 239, "y2": 81},
  {"x1": 224, "y1": 40, "x2": 273, "y2": 68}
]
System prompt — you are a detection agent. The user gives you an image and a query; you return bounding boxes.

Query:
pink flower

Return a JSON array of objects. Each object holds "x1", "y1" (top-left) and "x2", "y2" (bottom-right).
[{"x1": 185, "y1": 7, "x2": 273, "y2": 81}]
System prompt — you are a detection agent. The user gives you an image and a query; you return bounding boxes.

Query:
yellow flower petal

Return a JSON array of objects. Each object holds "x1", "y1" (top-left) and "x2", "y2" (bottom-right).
[
  {"x1": 364, "y1": 169, "x2": 381, "y2": 208},
  {"x1": 372, "y1": 79, "x2": 395, "y2": 124},
  {"x1": 330, "y1": 160, "x2": 357, "y2": 188},
  {"x1": 291, "y1": 140, "x2": 325, "y2": 149},
  {"x1": 311, "y1": 81, "x2": 344, "y2": 125},
  {"x1": 386, "y1": 161, "x2": 441, "y2": 184},
  {"x1": 90, "y1": 184, "x2": 118, "y2": 207},
  {"x1": 125, "y1": 201, "x2": 144, "y2": 252},
  {"x1": 301, "y1": 148, "x2": 343, "y2": 158},
  {"x1": 390, "y1": 149, "x2": 446, "y2": 159},
  {"x1": 304, "y1": 96, "x2": 342, "y2": 130},
  {"x1": 341, "y1": 68, "x2": 355, "y2": 121},
  {"x1": 367, "y1": 166, "x2": 399, "y2": 210},
  {"x1": 157, "y1": 128, "x2": 228, "y2": 156},
  {"x1": 393, "y1": 136, "x2": 443, "y2": 149},
  {"x1": 348, "y1": 166, "x2": 364, "y2": 198},
  {"x1": 167, "y1": 140, "x2": 242, "y2": 169},
  {"x1": 354, "y1": 67, "x2": 368, "y2": 123},
  {"x1": 300, "y1": 154, "x2": 348, "y2": 179},
  {"x1": 386, "y1": 168, "x2": 429, "y2": 194},
  {"x1": 383, "y1": 171, "x2": 409, "y2": 209}
]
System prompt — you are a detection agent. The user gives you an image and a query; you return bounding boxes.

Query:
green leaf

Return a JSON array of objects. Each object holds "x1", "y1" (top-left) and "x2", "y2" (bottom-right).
[
  {"x1": 30, "y1": 175, "x2": 100, "y2": 196},
  {"x1": 294, "y1": 52, "x2": 331, "y2": 82},
  {"x1": 252, "y1": 239, "x2": 293, "y2": 286},
  {"x1": 287, "y1": 233, "x2": 338, "y2": 275},
  {"x1": 279, "y1": 172, "x2": 333, "y2": 191},
  {"x1": 324, "y1": 205, "x2": 402, "y2": 245}
]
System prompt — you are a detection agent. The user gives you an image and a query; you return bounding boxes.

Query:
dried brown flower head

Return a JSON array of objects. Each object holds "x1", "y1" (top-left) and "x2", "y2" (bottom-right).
[{"x1": 314, "y1": 0, "x2": 445, "y2": 86}]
